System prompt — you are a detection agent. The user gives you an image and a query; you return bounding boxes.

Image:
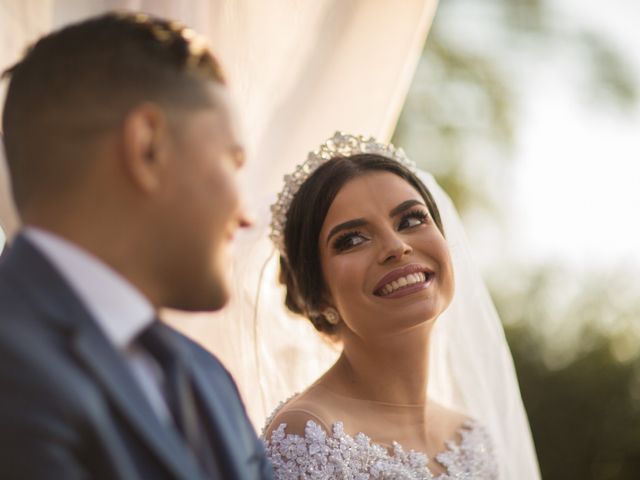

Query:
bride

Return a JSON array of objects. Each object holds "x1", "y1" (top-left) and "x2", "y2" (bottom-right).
[{"x1": 260, "y1": 132, "x2": 540, "y2": 479}]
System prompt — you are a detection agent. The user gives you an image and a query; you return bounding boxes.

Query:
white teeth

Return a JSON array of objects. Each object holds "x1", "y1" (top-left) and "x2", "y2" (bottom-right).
[{"x1": 378, "y1": 272, "x2": 430, "y2": 296}]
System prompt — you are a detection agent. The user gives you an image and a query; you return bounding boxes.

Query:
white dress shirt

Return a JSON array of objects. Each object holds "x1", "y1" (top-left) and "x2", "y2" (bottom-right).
[{"x1": 24, "y1": 227, "x2": 171, "y2": 422}]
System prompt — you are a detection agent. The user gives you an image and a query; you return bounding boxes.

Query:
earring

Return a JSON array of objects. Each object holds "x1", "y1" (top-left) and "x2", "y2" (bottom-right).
[{"x1": 324, "y1": 307, "x2": 340, "y2": 325}]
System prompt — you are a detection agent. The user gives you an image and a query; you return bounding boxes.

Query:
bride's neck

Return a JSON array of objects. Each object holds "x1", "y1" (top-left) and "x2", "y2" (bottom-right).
[{"x1": 328, "y1": 323, "x2": 432, "y2": 405}]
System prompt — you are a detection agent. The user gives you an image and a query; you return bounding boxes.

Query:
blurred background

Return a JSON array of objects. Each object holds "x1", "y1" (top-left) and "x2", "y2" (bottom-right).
[{"x1": 393, "y1": 0, "x2": 640, "y2": 478}]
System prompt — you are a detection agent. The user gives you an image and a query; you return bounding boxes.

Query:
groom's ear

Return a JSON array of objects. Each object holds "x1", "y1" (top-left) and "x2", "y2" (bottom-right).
[{"x1": 120, "y1": 103, "x2": 171, "y2": 193}]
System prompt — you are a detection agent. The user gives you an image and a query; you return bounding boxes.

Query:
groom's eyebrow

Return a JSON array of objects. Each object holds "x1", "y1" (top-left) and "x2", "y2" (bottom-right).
[{"x1": 326, "y1": 199, "x2": 426, "y2": 245}]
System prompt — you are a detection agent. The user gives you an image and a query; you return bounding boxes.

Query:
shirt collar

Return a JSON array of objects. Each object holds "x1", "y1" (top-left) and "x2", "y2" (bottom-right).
[{"x1": 24, "y1": 227, "x2": 154, "y2": 349}]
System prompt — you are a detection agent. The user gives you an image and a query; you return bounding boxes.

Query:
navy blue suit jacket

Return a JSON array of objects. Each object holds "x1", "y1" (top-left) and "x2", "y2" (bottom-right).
[{"x1": 0, "y1": 234, "x2": 272, "y2": 480}]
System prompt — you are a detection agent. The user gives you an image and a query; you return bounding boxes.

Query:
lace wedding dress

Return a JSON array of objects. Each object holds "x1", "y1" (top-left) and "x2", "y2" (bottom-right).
[{"x1": 262, "y1": 386, "x2": 499, "y2": 479}]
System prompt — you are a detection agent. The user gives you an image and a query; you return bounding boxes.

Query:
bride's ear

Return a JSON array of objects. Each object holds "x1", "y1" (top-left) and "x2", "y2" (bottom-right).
[
  {"x1": 321, "y1": 307, "x2": 340, "y2": 326},
  {"x1": 314, "y1": 289, "x2": 343, "y2": 330},
  {"x1": 317, "y1": 294, "x2": 341, "y2": 326}
]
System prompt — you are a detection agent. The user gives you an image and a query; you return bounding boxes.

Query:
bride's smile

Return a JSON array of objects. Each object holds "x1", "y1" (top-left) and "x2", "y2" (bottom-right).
[
  {"x1": 372, "y1": 262, "x2": 435, "y2": 298},
  {"x1": 319, "y1": 170, "x2": 454, "y2": 335}
]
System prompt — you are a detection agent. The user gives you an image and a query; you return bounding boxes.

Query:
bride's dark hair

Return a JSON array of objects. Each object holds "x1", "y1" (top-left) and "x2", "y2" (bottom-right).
[{"x1": 280, "y1": 153, "x2": 444, "y2": 335}]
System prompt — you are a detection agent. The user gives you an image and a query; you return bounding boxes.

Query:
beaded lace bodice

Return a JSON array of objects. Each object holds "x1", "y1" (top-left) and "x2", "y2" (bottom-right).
[{"x1": 263, "y1": 404, "x2": 499, "y2": 479}]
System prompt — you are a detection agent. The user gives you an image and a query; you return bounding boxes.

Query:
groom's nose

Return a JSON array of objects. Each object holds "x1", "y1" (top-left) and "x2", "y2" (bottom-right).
[
  {"x1": 236, "y1": 201, "x2": 254, "y2": 230},
  {"x1": 239, "y1": 213, "x2": 253, "y2": 229}
]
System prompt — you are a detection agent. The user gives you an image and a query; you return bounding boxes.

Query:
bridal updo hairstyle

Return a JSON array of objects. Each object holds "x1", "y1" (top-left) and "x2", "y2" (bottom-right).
[{"x1": 280, "y1": 154, "x2": 444, "y2": 335}]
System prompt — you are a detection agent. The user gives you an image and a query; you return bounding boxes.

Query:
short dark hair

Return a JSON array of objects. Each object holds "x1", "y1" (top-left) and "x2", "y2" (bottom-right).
[
  {"x1": 2, "y1": 11, "x2": 226, "y2": 210},
  {"x1": 280, "y1": 153, "x2": 444, "y2": 336}
]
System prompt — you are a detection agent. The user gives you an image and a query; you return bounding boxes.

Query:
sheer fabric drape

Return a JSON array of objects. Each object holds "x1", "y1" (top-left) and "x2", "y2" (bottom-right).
[
  {"x1": 0, "y1": 0, "x2": 437, "y2": 422},
  {"x1": 0, "y1": 0, "x2": 435, "y2": 240}
]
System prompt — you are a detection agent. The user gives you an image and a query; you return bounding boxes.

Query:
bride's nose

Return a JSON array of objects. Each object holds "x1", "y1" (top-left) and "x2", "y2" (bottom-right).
[{"x1": 377, "y1": 231, "x2": 412, "y2": 264}]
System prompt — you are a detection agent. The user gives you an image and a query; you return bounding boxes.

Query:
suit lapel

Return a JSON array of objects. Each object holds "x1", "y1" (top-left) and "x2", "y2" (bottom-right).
[
  {"x1": 3, "y1": 235, "x2": 205, "y2": 480},
  {"x1": 185, "y1": 350, "x2": 249, "y2": 479},
  {"x1": 150, "y1": 322, "x2": 246, "y2": 479},
  {"x1": 71, "y1": 325, "x2": 204, "y2": 480}
]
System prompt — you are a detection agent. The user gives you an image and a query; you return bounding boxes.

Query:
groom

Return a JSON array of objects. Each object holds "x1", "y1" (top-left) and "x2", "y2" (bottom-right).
[{"x1": 0, "y1": 12, "x2": 271, "y2": 480}]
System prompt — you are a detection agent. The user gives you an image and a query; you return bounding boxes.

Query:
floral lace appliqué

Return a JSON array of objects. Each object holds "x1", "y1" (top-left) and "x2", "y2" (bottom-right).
[{"x1": 264, "y1": 419, "x2": 498, "y2": 480}]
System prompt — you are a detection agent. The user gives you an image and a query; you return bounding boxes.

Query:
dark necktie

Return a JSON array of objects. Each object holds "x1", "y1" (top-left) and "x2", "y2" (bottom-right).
[{"x1": 137, "y1": 322, "x2": 221, "y2": 478}]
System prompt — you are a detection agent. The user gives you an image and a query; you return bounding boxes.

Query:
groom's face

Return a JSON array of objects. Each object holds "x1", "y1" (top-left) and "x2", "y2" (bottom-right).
[{"x1": 161, "y1": 86, "x2": 249, "y2": 311}]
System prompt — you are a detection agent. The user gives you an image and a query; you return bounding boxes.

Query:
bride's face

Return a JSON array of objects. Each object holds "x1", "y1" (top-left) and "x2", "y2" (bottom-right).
[{"x1": 318, "y1": 171, "x2": 454, "y2": 338}]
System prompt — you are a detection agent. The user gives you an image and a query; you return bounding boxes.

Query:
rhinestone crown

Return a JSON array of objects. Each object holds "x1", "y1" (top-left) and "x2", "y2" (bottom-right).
[{"x1": 269, "y1": 131, "x2": 416, "y2": 255}]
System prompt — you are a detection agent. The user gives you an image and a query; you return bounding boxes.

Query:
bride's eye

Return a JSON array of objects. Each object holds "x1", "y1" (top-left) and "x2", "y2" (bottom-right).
[
  {"x1": 332, "y1": 231, "x2": 368, "y2": 252},
  {"x1": 398, "y1": 210, "x2": 429, "y2": 230}
]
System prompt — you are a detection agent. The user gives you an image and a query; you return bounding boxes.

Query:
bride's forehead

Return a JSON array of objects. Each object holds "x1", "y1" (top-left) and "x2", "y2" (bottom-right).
[
  {"x1": 332, "y1": 171, "x2": 420, "y2": 202},
  {"x1": 326, "y1": 172, "x2": 421, "y2": 216}
]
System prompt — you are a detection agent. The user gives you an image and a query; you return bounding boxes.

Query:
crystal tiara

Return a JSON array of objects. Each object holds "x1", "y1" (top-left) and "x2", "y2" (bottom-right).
[{"x1": 269, "y1": 131, "x2": 416, "y2": 255}]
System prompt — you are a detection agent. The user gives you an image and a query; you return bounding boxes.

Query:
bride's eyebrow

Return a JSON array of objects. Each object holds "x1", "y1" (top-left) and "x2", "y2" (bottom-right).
[
  {"x1": 326, "y1": 199, "x2": 427, "y2": 245},
  {"x1": 326, "y1": 218, "x2": 367, "y2": 245},
  {"x1": 389, "y1": 199, "x2": 426, "y2": 217}
]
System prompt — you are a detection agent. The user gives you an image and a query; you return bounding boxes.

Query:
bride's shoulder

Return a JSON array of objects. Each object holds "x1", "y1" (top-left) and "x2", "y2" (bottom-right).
[
  {"x1": 261, "y1": 387, "x2": 334, "y2": 442},
  {"x1": 427, "y1": 400, "x2": 479, "y2": 440},
  {"x1": 261, "y1": 389, "x2": 352, "y2": 479},
  {"x1": 431, "y1": 400, "x2": 471, "y2": 422}
]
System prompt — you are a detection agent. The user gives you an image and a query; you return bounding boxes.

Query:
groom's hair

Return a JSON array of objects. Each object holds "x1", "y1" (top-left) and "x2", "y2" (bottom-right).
[{"x1": 1, "y1": 11, "x2": 226, "y2": 211}]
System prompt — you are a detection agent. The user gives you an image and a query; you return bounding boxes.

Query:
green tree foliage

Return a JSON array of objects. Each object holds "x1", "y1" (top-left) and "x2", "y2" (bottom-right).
[{"x1": 497, "y1": 265, "x2": 640, "y2": 479}]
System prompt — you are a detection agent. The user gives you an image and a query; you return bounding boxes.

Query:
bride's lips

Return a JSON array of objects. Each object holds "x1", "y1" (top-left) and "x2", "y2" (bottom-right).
[{"x1": 373, "y1": 263, "x2": 435, "y2": 299}]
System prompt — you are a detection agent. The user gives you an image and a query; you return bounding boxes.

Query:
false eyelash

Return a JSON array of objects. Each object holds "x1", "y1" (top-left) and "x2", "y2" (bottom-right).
[
  {"x1": 332, "y1": 230, "x2": 365, "y2": 252},
  {"x1": 400, "y1": 209, "x2": 429, "y2": 226}
]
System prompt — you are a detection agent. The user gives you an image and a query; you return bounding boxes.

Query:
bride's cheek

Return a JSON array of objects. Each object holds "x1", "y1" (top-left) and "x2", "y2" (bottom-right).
[{"x1": 329, "y1": 259, "x2": 361, "y2": 294}]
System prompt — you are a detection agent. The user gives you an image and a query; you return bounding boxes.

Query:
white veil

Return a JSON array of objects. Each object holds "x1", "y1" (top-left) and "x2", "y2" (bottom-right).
[{"x1": 418, "y1": 170, "x2": 540, "y2": 479}]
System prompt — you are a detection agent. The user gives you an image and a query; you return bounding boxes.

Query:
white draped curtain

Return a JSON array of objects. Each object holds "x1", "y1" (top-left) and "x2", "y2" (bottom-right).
[{"x1": 0, "y1": 0, "x2": 437, "y2": 425}]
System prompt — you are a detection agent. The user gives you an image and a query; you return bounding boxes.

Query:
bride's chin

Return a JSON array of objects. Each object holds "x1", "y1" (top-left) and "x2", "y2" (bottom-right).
[
  {"x1": 373, "y1": 289, "x2": 439, "y2": 308},
  {"x1": 375, "y1": 307, "x2": 439, "y2": 330}
]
